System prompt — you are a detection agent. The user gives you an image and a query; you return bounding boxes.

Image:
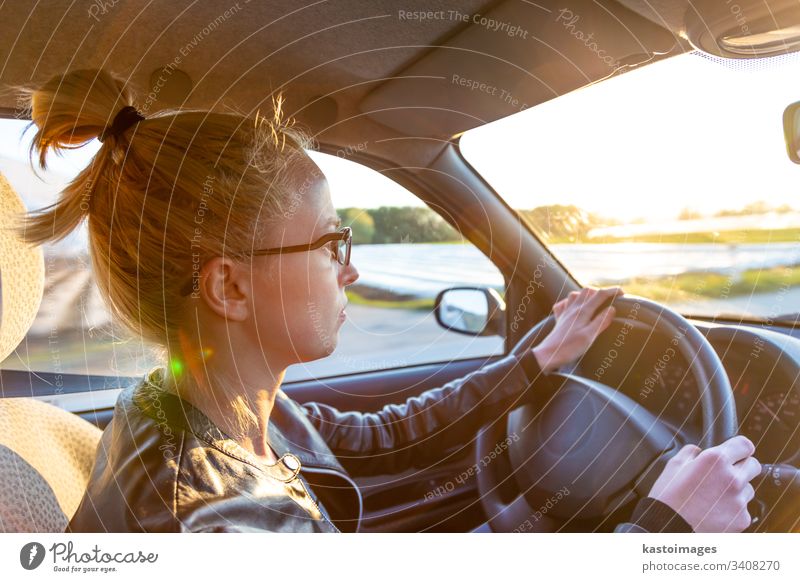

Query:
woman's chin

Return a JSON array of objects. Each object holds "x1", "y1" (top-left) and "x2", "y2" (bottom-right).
[
  {"x1": 300, "y1": 321, "x2": 341, "y2": 360},
  {"x1": 295, "y1": 342, "x2": 338, "y2": 364},
  {"x1": 319, "y1": 330, "x2": 339, "y2": 357}
]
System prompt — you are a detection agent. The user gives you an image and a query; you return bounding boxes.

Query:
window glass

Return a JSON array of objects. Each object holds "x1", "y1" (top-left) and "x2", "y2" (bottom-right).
[
  {"x1": 0, "y1": 120, "x2": 504, "y2": 380},
  {"x1": 289, "y1": 151, "x2": 504, "y2": 381},
  {"x1": 461, "y1": 52, "x2": 800, "y2": 324},
  {"x1": 0, "y1": 118, "x2": 154, "y2": 377}
]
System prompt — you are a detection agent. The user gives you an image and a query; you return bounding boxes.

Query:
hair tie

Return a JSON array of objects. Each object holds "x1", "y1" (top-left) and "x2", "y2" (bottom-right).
[{"x1": 98, "y1": 105, "x2": 145, "y2": 143}]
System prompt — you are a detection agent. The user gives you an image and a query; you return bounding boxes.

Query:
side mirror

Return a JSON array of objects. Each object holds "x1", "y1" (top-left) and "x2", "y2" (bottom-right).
[
  {"x1": 784, "y1": 100, "x2": 800, "y2": 164},
  {"x1": 434, "y1": 286, "x2": 506, "y2": 337}
]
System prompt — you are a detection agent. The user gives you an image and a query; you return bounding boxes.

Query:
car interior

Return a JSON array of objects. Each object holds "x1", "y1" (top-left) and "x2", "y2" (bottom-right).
[{"x1": 2, "y1": 0, "x2": 800, "y2": 533}]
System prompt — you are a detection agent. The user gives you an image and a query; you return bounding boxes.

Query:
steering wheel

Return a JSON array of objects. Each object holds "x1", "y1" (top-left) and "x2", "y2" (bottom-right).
[{"x1": 476, "y1": 295, "x2": 739, "y2": 532}]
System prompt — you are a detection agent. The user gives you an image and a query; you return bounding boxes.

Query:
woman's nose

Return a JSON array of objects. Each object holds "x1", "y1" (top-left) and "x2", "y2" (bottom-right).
[{"x1": 341, "y1": 261, "x2": 359, "y2": 286}]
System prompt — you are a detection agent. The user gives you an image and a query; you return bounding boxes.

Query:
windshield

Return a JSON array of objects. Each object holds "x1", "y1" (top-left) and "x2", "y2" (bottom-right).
[{"x1": 461, "y1": 51, "x2": 800, "y2": 323}]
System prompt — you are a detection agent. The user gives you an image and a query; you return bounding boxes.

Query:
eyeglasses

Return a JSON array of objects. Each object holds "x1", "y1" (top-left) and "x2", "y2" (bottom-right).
[
  {"x1": 180, "y1": 227, "x2": 352, "y2": 296},
  {"x1": 250, "y1": 226, "x2": 352, "y2": 265}
]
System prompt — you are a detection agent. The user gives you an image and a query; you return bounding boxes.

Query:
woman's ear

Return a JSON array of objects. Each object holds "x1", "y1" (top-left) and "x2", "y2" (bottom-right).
[{"x1": 197, "y1": 256, "x2": 250, "y2": 321}]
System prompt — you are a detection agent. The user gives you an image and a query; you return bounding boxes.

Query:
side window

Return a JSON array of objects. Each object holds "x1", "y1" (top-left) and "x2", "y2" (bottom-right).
[
  {"x1": 0, "y1": 118, "x2": 504, "y2": 382},
  {"x1": 286, "y1": 152, "x2": 505, "y2": 381},
  {"x1": 0, "y1": 118, "x2": 156, "y2": 378}
]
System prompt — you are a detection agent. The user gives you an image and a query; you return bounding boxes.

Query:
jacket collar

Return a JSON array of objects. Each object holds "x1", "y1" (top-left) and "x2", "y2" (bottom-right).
[
  {"x1": 132, "y1": 367, "x2": 364, "y2": 533},
  {"x1": 132, "y1": 367, "x2": 347, "y2": 478}
]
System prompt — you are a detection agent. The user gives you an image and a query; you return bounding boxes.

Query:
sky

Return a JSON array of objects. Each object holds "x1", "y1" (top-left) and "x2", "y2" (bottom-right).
[
  {"x1": 461, "y1": 51, "x2": 800, "y2": 223},
  {"x1": 4, "y1": 50, "x2": 800, "y2": 224}
]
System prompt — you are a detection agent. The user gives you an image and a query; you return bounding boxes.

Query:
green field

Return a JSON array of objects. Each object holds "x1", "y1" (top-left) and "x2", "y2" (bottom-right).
[
  {"x1": 619, "y1": 264, "x2": 800, "y2": 302},
  {"x1": 345, "y1": 288, "x2": 435, "y2": 311}
]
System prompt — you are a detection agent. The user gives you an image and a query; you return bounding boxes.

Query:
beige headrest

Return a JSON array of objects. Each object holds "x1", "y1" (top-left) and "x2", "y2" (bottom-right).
[{"x1": 0, "y1": 172, "x2": 44, "y2": 363}]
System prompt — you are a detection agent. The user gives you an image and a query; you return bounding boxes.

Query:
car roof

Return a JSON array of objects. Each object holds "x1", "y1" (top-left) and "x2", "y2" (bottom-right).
[{"x1": 0, "y1": 0, "x2": 688, "y2": 167}]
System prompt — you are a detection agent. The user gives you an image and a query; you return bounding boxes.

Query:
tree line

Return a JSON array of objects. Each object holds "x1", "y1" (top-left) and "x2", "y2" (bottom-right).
[
  {"x1": 338, "y1": 207, "x2": 461, "y2": 244},
  {"x1": 338, "y1": 204, "x2": 608, "y2": 244},
  {"x1": 340, "y1": 201, "x2": 796, "y2": 245}
]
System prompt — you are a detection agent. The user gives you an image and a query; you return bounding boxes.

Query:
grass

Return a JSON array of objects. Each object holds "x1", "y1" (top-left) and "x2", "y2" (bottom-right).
[
  {"x1": 345, "y1": 283, "x2": 506, "y2": 311},
  {"x1": 345, "y1": 289, "x2": 435, "y2": 311},
  {"x1": 620, "y1": 264, "x2": 800, "y2": 302}
]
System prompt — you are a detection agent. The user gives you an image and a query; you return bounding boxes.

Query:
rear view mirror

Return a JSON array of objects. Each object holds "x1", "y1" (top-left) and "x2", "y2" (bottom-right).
[
  {"x1": 434, "y1": 286, "x2": 506, "y2": 337},
  {"x1": 783, "y1": 100, "x2": 800, "y2": 163}
]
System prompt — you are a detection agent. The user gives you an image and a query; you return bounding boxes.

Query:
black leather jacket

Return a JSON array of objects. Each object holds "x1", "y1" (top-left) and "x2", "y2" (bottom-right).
[{"x1": 66, "y1": 350, "x2": 690, "y2": 533}]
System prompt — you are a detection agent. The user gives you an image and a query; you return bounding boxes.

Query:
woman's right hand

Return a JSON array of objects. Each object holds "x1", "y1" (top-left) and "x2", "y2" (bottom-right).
[{"x1": 647, "y1": 435, "x2": 761, "y2": 532}]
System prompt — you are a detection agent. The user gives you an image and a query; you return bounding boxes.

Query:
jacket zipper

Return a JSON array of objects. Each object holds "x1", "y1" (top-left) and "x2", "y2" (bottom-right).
[
  {"x1": 300, "y1": 465, "x2": 364, "y2": 533},
  {"x1": 293, "y1": 473, "x2": 340, "y2": 532}
]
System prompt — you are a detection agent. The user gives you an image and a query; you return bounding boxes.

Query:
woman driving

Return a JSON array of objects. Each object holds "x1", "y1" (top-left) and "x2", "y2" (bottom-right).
[{"x1": 18, "y1": 68, "x2": 760, "y2": 533}]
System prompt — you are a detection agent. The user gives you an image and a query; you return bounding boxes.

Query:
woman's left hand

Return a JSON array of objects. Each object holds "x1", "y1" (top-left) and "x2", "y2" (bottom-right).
[{"x1": 532, "y1": 286, "x2": 624, "y2": 373}]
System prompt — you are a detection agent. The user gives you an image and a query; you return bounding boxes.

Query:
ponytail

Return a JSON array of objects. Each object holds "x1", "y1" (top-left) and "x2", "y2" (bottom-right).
[{"x1": 14, "y1": 69, "x2": 137, "y2": 244}]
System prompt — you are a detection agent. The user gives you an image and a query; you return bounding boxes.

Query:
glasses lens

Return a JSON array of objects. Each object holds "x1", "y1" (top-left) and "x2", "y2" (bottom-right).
[
  {"x1": 327, "y1": 239, "x2": 344, "y2": 265},
  {"x1": 337, "y1": 239, "x2": 346, "y2": 265}
]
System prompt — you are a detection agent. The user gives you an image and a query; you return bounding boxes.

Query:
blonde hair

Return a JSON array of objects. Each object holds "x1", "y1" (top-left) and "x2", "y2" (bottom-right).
[{"x1": 14, "y1": 68, "x2": 313, "y2": 438}]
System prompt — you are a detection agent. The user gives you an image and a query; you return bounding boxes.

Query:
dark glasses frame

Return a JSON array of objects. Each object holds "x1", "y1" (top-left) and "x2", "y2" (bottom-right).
[
  {"x1": 180, "y1": 227, "x2": 352, "y2": 296},
  {"x1": 249, "y1": 226, "x2": 352, "y2": 265}
]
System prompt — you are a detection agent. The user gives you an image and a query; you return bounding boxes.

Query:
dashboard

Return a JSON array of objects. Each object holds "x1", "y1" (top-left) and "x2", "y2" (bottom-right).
[{"x1": 575, "y1": 320, "x2": 800, "y2": 465}]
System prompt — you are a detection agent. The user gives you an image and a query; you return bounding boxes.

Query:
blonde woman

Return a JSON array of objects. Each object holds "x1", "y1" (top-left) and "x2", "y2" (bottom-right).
[{"x1": 18, "y1": 69, "x2": 759, "y2": 533}]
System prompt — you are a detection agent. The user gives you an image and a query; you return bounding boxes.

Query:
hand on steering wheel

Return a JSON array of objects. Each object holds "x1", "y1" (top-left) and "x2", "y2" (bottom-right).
[
  {"x1": 531, "y1": 287, "x2": 761, "y2": 532},
  {"x1": 477, "y1": 291, "x2": 766, "y2": 533},
  {"x1": 531, "y1": 286, "x2": 623, "y2": 373},
  {"x1": 648, "y1": 436, "x2": 760, "y2": 532}
]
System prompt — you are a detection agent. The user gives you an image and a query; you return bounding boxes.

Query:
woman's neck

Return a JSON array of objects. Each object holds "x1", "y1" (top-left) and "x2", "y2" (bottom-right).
[{"x1": 165, "y1": 348, "x2": 286, "y2": 464}]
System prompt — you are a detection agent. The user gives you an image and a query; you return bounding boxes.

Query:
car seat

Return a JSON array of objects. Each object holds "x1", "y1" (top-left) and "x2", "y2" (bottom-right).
[{"x1": 0, "y1": 396, "x2": 101, "y2": 532}]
